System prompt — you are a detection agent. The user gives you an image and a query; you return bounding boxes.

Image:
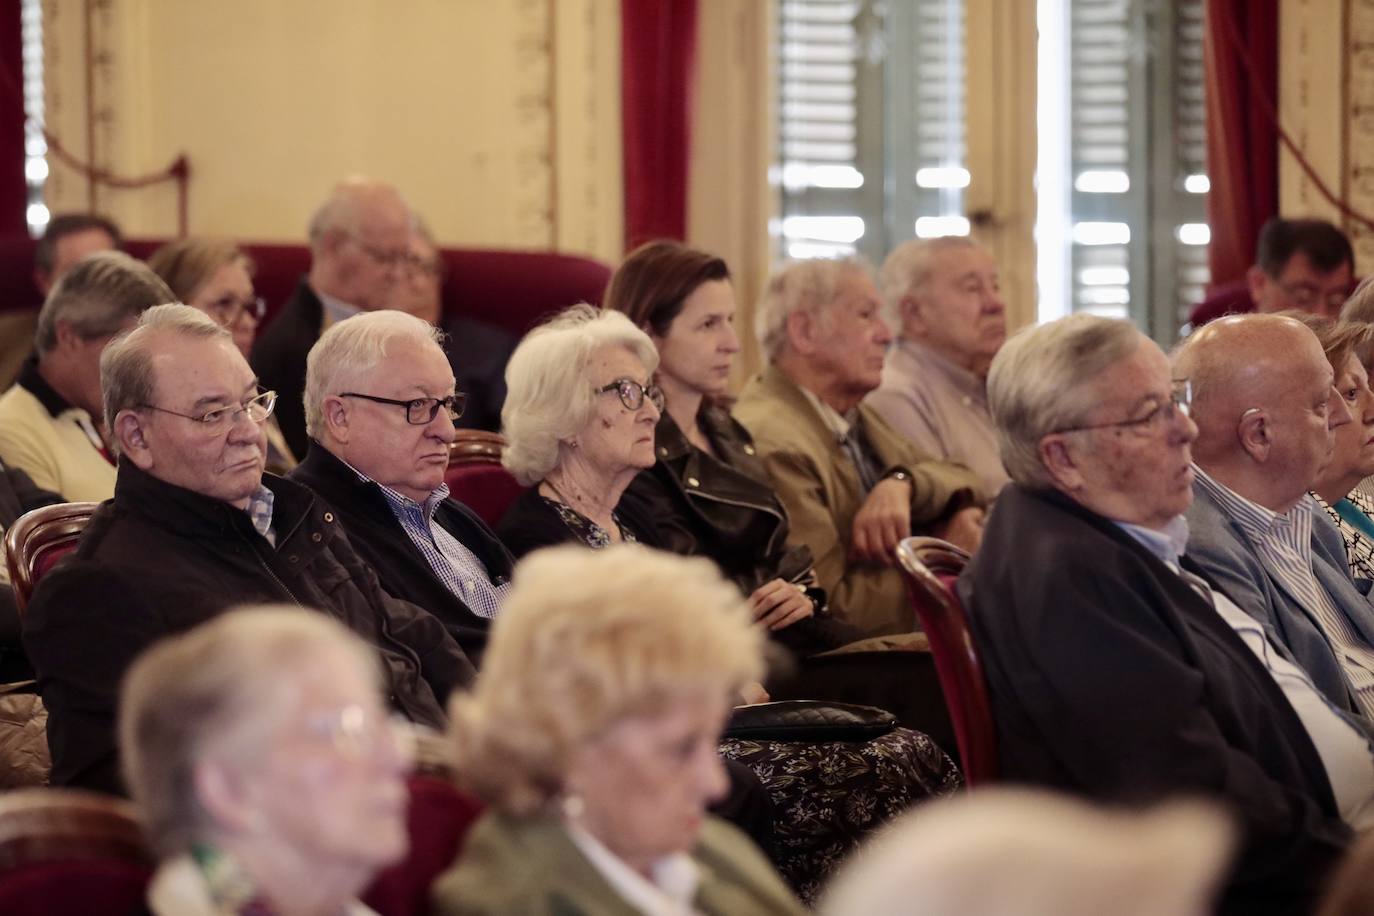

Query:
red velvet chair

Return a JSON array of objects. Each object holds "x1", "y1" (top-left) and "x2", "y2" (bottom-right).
[
  {"x1": 0, "y1": 237, "x2": 611, "y2": 343},
  {"x1": 361, "y1": 775, "x2": 485, "y2": 916},
  {"x1": 895, "y1": 536, "x2": 998, "y2": 786},
  {"x1": 4, "y1": 502, "x2": 97, "y2": 615},
  {"x1": 0, "y1": 788, "x2": 154, "y2": 916},
  {"x1": 445, "y1": 431, "x2": 526, "y2": 529}
]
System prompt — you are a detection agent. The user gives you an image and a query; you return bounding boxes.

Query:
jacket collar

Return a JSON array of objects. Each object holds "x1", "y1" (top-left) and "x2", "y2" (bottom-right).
[
  {"x1": 17, "y1": 355, "x2": 75, "y2": 418},
  {"x1": 112, "y1": 459, "x2": 312, "y2": 541}
]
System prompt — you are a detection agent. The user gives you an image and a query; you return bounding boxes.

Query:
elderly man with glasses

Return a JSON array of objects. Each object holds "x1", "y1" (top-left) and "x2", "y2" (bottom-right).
[
  {"x1": 23, "y1": 304, "x2": 474, "y2": 796},
  {"x1": 252, "y1": 176, "x2": 414, "y2": 458},
  {"x1": 963, "y1": 313, "x2": 1369, "y2": 915},
  {"x1": 289, "y1": 310, "x2": 516, "y2": 664},
  {"x1": 1177, "y1": 314, "x2": 1374, "y2": 724}
]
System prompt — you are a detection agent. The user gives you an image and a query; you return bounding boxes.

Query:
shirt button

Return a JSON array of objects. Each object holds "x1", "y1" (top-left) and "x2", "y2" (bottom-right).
[
  {"x1": 464, "y1": 580, "x2": 476, "y2": 591},
  {"x1": 743, "y1": 444, "x2": 756, "y2": 456},
  {"x1": 658, "y1": 446, "x2": 668, "y2": 457},
  {"x1": 687, "y1": 476, "x2": 700, "y2": 487},
  {"x1": 311, "y1": 532, "x2": 322, "y2": 543},
  {"x1": 323, "y1": 512, "x2": 334, "y2": 523},
  {"x1": 288, "y1": 555, "x2": 299, "y2": 563}
]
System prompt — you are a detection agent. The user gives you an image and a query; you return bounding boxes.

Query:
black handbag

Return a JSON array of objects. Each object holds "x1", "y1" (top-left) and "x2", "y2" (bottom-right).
[{"x1": 724, "y1": 699, "x2": 897, "y2": 743}]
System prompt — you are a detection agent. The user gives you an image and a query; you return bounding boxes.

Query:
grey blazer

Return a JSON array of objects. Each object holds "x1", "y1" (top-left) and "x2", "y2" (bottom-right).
[{"x1": 1185, "y1": 483, "x2": 1374, "y2": 717}]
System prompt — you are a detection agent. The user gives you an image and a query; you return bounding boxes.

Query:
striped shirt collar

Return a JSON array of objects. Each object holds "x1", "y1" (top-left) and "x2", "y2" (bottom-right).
[
  {"x1": 1193, "y1": 464, "x2": 1314, "y2": 561},
  {"x1": 1114, "y1": 514, "x2": 1191, "y2": 567},
  {"x1": 340, "y1": 457, "x2": 446, "y2": 519}
]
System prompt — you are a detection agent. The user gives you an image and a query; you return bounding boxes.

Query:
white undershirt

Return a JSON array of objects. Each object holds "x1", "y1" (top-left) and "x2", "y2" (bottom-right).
[{"x1": 565, "y1": 820, "x2": 703, "y2": 916}]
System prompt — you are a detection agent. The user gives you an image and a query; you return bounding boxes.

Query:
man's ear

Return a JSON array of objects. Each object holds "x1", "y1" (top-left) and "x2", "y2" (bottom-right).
[
  {"x1": 51, "y1": 319, "x2": 82, "y2": 354},
  {"x1": 900, "y1": 294, "x2": 928, "y2": 336},
  {"x1": 1039, "y1": 433, "x2": 1086, "y2": 493},
  {"x1": 113, "y1": 410, "x2": 154, "y2": 470},
  {"x1": 785, "y1": 308, "x2": 819, "y2": 356},
  {"x1": 321, "y1": 395, "x2": 351, "y2": 445},
  {"x1": 1236, "y1": 408, "x2": 1270, "y2": 463}
]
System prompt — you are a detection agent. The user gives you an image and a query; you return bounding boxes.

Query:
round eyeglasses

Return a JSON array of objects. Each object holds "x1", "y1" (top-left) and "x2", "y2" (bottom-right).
[
  {"x1": 137, "y1": 389, "x2": 277, "y2": 431},
  {"x1": 596, "y1": 378, "x2": 665, "y2": 412},
  {"x1": 338, "y1": 392, "x2": 467, "y2": 424}
]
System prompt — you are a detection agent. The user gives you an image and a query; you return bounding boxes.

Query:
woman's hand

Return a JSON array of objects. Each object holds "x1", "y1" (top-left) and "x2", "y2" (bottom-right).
[{"x1": 749, "y1": 578, "x2": 815, "y2": 631}]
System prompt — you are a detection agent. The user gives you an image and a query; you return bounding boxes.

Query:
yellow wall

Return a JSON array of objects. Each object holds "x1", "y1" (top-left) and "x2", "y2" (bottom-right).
[{"x1": 41, "y1": 0, "x2": 623, "y2": 259}]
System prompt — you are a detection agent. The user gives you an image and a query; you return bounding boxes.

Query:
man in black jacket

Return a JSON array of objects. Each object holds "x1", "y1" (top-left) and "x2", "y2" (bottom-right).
[
  {"x1": 290, "y1": 309, "x2": 514, "y2": 663},
  {"x1": 251, "y1": 178, "x2": 413, "y2": 457},
  {"x1": 23, "y1": 304, "x2": 474, "y2": 795},
  {"x1": 961, "y1": 313, "x2": 1364, "y2": 915}
]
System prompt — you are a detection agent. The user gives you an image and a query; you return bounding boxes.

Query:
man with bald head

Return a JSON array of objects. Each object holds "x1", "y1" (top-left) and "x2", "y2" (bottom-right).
[
  {"x1": 1177, "y1": 313, "x2": 1374, "y2": 720},
  {"x1": 251, "y1": 177, "x2": 414, "y2": 456}
]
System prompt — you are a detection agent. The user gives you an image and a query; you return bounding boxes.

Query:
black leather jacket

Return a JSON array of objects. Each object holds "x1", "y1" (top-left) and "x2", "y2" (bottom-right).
[
  {"x1": 23, "y1": 461, "x2": 473, "y2": 794},
  {"x1": 624, "y1": 406, "x2": 860, "y2": 654}
]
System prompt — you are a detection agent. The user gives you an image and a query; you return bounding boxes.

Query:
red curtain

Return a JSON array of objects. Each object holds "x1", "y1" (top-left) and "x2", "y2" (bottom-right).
[
  {"x1": 620, "y1": 0, "x2": 697, "y2": 249},
  {"x1": 0, "y1": 0, "x2": 25, "y2": 239},
  {"x1": 1203, "y1": 0, "x2": 1279, "y2": 289}
]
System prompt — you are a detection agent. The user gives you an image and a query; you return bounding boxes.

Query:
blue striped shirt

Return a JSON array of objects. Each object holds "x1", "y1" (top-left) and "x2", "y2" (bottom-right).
[{"x1": 1194, "y1": 466, "x2": 1374, "y2": 719}]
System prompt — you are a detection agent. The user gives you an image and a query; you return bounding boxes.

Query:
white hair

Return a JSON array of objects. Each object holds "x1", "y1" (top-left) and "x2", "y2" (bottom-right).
[
  {"x1": 501, "y1": 304, "x2": 659, "y2": 485},
  {"x1": 879, "y1": 236, "x2": 980, "y2": 328},
  {"x1": 754, "y1": 257, "x2": 872, "y2": 361},
  {"x1": 303, "y1": 309, "x2": 446, "y2": 441},
  {"x1": 986, "y1": 314, "x2": 1142, "y2": 486},
  {"x1": 818, "y1": 788, "x2": 1234, "y2": 916}
]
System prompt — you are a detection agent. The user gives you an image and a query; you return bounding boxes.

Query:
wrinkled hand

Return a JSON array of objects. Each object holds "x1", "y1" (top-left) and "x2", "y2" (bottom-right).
[
  {"x1": 750, "y1": 578, "x2": 815, "y2": 631},
  {"x1": 739, "y1": 681, "x2": 771, "y2": 705},
  {"x1": 850, "y1": 476, "x2": 913, "y2": 566},
  {"x1": 935, "y1": 505, "x2": 986, "y2": 553}
]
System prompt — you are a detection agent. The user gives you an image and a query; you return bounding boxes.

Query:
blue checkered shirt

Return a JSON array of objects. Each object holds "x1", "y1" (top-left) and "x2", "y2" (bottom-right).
[
  {"x1": 244, "y1": 486, "x2": 276, "y2": 546},
  {"x1": 351, "y1": 466, "x2": 508, "y2": 619}
]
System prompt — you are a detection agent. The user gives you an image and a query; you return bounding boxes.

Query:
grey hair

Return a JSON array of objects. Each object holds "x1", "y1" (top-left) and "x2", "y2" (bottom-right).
[
  {"x1": 306, "y1": 177, "x2": 412, "y2": 251},
  {"x1": 754, "y1": 257, "x2": 873, "y2": 361},
  {"x1": 35, "y1": 250, "x2": 175, "y2": 355},
  {"x1": 1341, "y1": 276, "x2": 1374, "y2": 324},
  {"x1": 987, "y1": 314, "x2": 1142, "y2": 486},
  {"x1": 879, "y1": 237, "x2": 980, "y2": 328},
  {"x1": 304, "y1": 310, "x2": 447, "y2": 441},
  {"x1": 100, "y1": 304, "x2": 230, "y2": 448},
  {"x1": 501, "y1": 304, "x2": 659, "y2": 485},
  {"x1": 118, "y1": 606, "x2": 381, "y2": 858}
]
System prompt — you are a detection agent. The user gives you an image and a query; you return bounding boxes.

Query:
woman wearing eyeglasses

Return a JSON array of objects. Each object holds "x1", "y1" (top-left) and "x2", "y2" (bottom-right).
[
  {"x1": 120, "y1": 606, "x2": 414, "y2": 916},
  {"x1": 496, "y1": 304, "x2": 669, "y2": 557},
  {"x1": 148, "y1": 239, "x2": 299, "y2": 473}
]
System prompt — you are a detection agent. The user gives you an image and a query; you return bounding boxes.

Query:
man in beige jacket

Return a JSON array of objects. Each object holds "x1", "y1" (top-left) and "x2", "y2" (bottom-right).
[{"x1": 735, "y1": 258, "x2": 985, "y2": 637}]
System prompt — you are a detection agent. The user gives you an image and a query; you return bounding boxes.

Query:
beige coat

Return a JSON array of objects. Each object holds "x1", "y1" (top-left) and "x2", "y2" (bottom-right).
[{"x1": 734, "y1": 365, "x2": 979, "y2": 636}]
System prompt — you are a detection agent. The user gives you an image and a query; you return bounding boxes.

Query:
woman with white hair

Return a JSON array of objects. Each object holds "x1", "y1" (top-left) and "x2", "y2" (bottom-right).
[
  {"x1": 431, "y1": 543, "x2": 804, "y2": 915},
  {"x1": 496, "y1": 304, "x2": 665, "y2": 555},
  {"x1": 119, "y1": 606, "x2": 414, "y2": 916},
  {"x1": 817, "y1": 788, "x2": 1234, "y2": 916}
]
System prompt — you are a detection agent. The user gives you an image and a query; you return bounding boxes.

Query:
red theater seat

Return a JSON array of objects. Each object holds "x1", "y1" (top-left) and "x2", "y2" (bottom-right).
[
  {"x1": 4, "y1": 502, "x2": 97, "y2": 615},
  {"x1": 445, "y1": 431, "x2": 525, "y2": 528},
  {"x1": 362, "y1": 775, "x2": 485, "y2": 916}
]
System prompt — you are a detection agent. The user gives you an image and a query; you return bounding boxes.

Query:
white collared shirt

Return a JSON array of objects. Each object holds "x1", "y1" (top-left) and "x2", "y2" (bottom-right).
[{"x1": 565, "y1": 821, "x2": 703, "y2": 916}]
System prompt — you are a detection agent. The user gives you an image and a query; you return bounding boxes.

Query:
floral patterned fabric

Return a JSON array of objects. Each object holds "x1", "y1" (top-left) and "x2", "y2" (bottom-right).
[
  {"x1": 720, "y1": 727, "x2": 961, "y2": 903},
  {"x1": 1317, "y1": 490, "x2": 1374, "y2": 581},
  {"x1": 544, "y1": 496, "x2": 639, "y2": 548}
]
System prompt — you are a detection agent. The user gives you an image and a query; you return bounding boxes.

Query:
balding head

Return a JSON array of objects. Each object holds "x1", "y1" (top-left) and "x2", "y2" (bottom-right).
[
  {"x1": 1173, "y1": 314, "x2": 1349, "y2": 511},
  {"x1": 306, "y1": 177, "x2": 413, "y2": 312}
]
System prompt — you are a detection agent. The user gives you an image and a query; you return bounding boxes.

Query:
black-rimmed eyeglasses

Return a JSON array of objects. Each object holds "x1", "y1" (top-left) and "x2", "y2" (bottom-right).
[
  {"x1": 338, "y1": 392, "x2": 467, "y2": 425},
  {"x1": 137, "y1": 389, "x2": 277, "y2": 430},
  {"x1": 1053, "y1": 379, "x2": 1192, "y2": 435},
  {"x1": 597, "y1": 378, "x2": 664, "y2": 412}
]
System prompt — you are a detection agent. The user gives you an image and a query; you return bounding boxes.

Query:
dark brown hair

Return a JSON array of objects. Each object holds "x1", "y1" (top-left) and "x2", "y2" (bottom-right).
[{"x1": 603, "y1": 240, "x2": 730, "y2": 337}]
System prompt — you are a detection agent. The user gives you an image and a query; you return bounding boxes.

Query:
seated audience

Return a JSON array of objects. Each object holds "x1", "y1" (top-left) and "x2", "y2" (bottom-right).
[
  {"x1": 23, "y1": 304, "x2": 473, "y2": 795},
  {"x1": 290, "y1": 310, "x2": 514, "y2": 663},
  {"x1": 147, "y1": 237, "x2": 298, "y2": 473},
  {"x1": 1340, "y1": 283, "x2": 1374, "y2": 506},
  {"x1": 865, "y1": 237, "x2": 1010, "y2": 500},
  {"x1": 733, "y1": 258, "x2": 984, "y2": 636},
  {"x1": 432, "y1": 543, "x2": 804, "y2": 916},
  {"x1": 120, "y1": 607, "x2": 412, "y2": 916},
  {"x1": 0, "y1": 214, "x2": 122, "y2": 389},
  {"x1": 1176, "y1": 314, "x2": 1374, "y2": 718},
  {"x1": 252, "y1": 176, "x2": 413, "y2": 458},
  {"x1": 818, "y1": 789, "x2": 1234, "y2": 916},
  {"x1": 607, "y1": 240, "x2": 860, "y2": 655},
  {"x1": 0, "y1": 460, "x2": 61, "y2": 682},
  {"x1": 962, "y1": 313, "x2": 1362, "y2": 914},
  {"x1": 1191, "y1": 217, "x2": 1354, "y2": 327},
  {"x1": 392, "y1": 221, "x2": 516, "y2": 433},
  {"x1": 497, "y1": 304, "x2": 666, "y2": 556},
  {"x1": 0, "y1": 252, "x2": 172, "y2": 501},
  {"x1": 1285, "y1": 315, "x2": 1374, "y2": 580}
]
